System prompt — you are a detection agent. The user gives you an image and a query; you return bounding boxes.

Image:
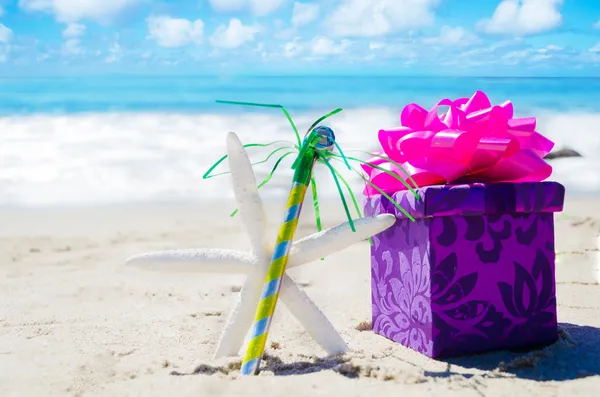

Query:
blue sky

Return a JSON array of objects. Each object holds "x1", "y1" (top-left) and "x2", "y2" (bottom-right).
[{"x1": 0, "y1": 0, "x2": 599, "y2": 76}]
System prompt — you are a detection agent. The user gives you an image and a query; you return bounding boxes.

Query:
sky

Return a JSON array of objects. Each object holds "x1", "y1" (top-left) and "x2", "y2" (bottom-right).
[{"x1": 0, "y1": 0, "x2": 599, "y2": 76}]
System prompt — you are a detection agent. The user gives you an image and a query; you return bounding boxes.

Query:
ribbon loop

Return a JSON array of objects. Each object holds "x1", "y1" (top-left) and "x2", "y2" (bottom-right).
[{"x1": 366, "y1": 91, "x2": 555, "y2": 194}]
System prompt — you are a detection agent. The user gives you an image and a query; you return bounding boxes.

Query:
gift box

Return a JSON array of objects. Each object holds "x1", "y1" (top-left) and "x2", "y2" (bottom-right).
[
  {"x1": 361, "y1": 91, "x2": 565, "y2": 358},
  {"x1": 364, "y1": 181, "x2": 565, "y2": 358}
]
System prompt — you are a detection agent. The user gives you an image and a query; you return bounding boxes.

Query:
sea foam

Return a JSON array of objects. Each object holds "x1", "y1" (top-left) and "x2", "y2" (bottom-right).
[{"x1": 0, "y1": 108, "x2": 598, "y2": 207}]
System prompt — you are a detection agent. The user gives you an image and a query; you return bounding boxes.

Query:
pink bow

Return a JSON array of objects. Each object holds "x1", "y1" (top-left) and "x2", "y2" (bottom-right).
[{"x1": 361, "y1": 90, "x2": 555, "y2": 195}]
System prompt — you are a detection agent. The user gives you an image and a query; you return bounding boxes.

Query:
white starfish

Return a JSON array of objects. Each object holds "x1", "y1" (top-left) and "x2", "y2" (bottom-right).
[{"x1": 126, "y1": 131, "x2": 396, "y2": 358}]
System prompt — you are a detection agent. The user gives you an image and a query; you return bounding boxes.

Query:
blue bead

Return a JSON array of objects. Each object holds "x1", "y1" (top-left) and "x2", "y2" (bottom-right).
[{"x1": 313, "y1": 126, "x2": 335, "y2": 151}]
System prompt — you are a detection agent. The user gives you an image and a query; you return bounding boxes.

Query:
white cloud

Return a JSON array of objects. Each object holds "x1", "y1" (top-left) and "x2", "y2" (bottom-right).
[
  {"x1": 577, "y1": 46, "x2": 600, "y2": 64},
  {"x1": 105, "y1": 41, "x2": 122, "y2": 63},
  {"x1": 501, "y1": 49, "x2": 532, "y2": 65},
  {"x1": 364, "y1": 53, "x2": 375, "y2": 61},
  {"x1": 0, "y1": 23, "x2": 12, "y2": 43},
  {"x1": 0, "y1": 46, "x2": 10, "y2": 63},
  {"x1": 62, "y1": 22, "x2": 86, "y2": 38},
  {"x1": 283, "y1": 37, "x2": 303, "y2": 57},
  {"x1": 208, "y1": 0, "x2": 285, "y2": 16},
  {"x1": 543, "y1": 44, "x2": 562, "y2": 51},
  {"x1": 61, "y1": 23, "x2": 86, "y2": 56},
  {"x1": 292, "y1": 2, "x2": 319, "y2": 27},
  {"x1": 272, "y1": 19, "x2": 295, "y2": 39},
  {"x1": 279, "y1": 35, "x2": 351, "y2": 58},
  {"x1": 423, "y1": 26, "x2": 479, "y2": 46},
  {"x1": 594, "y1": 19, "x2": 600, "y2": 29},
  {"x1": 311, "y1": 36, "x2": 351, "y2": 55},
  {"x1": 250, "y1": 0, "x2": 284, "y2": 16},
  {"x1": 364, "y1": 40, "x2": 420, "y2": 60},
  {"x1": 531, "y1": 53, "x2": 551, "y2": 61},
  {"x1": 18, "y1": 0, "x2": 144, "y2": 23},
  {"x1": 497, "y1": 45, "x2": 570, "y2": 65},
  {"x1": 477, "y1": 0, "x2": 563, "y2": 35},
  {"x1": 62, "y1": 38, "x2": 82, "y2": 54},
  {"x1": 147, "y1": 15, "x2": 204, "y2": 48},
  {"x1": 275, "y1": 28, "x2": 295, "y2": 40},
  {"x1": 442, "y1": 39, "x2": 583, "y2": 69},
  {"x1": 208, "y1": 0, "x2": 245, "y2": 12},
  {"x1": 326, "y1": 0, "x2": 440, "y2": 37},
  {"x1": 534, "y1": 44, "x2": 563, "y2": 57},
  {"x1": 37, "y1": 52, "x2": 52, "y2": 62},
  {"x1": 209, "y1": 18, "x2": 260, "y2": 49}
]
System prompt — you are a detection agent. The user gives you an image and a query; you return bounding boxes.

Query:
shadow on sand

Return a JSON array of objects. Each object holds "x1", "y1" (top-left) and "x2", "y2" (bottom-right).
[
  {"x1": 440, "y1": 323, "x2": 600, "y2": 381},
  {"x1": 171, "y1": 323, "x2": 599, "y2": 381},
  {"x1": 170, "y1": 353, "x2": 351, "y2": 378}
]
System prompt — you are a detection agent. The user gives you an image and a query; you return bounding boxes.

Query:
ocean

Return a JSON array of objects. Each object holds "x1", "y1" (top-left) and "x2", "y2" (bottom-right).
[{"x1": 1, "y1": 75, "x2": 599, "y2": 207}]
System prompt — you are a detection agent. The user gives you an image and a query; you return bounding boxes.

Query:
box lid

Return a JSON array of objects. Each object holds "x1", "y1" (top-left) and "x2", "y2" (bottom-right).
[{"x1": 364, "y1": 181, "x2": 565, "y2": 220}]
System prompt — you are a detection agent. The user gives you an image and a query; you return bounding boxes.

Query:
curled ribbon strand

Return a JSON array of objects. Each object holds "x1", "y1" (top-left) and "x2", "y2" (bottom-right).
[{"x1": 362, "y1": 90, "x2": 555, "y2": 195}]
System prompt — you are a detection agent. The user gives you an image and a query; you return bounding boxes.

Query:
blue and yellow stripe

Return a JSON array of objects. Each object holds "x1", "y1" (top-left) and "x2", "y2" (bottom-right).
[{"x1": 240, "y1": 181, "x2": 309, "y2": 375}]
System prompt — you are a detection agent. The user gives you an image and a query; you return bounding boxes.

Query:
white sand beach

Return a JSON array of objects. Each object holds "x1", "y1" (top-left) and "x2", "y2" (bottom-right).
[{"x1": 1, "y1": 197, "x2": 599, "y2": 397}]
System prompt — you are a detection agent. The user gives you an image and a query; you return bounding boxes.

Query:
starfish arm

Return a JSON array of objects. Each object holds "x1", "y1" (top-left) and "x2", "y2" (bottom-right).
[
  {"x1": 125, "y1": 248, "x2": 255, "y2": 274},
  {"x1": 227, "y1": 132, "x2": 269, "y2": 259},
  {"x1": 287, "y1": 214, "x2": 396, "y2": 269},
  {"x1": 280, "y1": 274, "x2": 348, "y2": 354},
  {"x1": 214, "y1": 271, "x2": 264, "y2": 358}
]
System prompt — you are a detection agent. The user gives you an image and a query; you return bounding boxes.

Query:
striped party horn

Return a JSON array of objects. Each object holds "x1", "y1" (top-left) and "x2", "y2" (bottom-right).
[{"x1": 240, "y1": 127, "x2": 333, "y2": 375}]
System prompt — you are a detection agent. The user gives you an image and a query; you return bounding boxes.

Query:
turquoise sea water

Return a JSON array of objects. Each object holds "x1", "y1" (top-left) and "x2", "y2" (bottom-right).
[
  {"x1": 1, "y1": 76, "x2": 600, "y2": 115},
  {"x1": 0, "y1": 76, "x2": 599, "y2": 206}
]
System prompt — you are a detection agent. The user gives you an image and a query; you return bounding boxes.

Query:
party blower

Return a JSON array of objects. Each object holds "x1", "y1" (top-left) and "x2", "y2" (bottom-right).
[{"x1": 203, "y1": 100, "x2": 419, "y2": 375}]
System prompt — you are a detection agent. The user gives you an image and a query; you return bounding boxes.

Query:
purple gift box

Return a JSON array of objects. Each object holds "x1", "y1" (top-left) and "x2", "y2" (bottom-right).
[{"x1": 364, "y1": 181, "x2": 565, "y2": 358}]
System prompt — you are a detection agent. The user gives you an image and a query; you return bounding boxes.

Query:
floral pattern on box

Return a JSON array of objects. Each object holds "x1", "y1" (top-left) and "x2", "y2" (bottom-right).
[{"x1": 365, "y1": 182, "x2": 564, "y2": 358}]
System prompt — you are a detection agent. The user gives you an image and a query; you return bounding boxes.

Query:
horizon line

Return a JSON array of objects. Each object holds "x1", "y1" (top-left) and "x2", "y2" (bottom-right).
[{"x1": 1, "y1": 73, "x2": 599, "y2": 79}]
